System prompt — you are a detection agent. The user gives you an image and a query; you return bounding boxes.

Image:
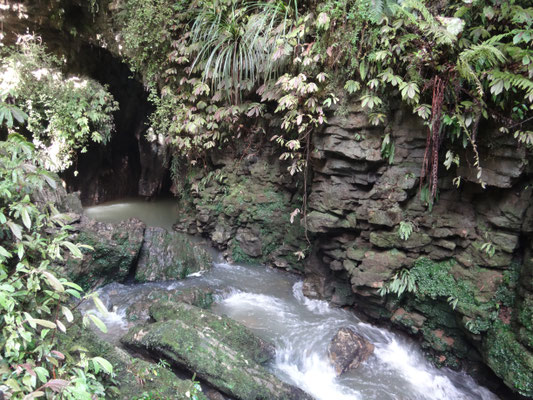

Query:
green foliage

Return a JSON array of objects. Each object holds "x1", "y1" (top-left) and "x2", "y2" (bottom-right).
[
  {"x1": 485, "y1": 321, "x2": 533, "y2": 397},
  {"x1": 318, "y1": 0, "x2": 533, "y2": 196},
  {"x1": 0, "y1": 35, "x2": 118, "y2": 171},
  {"x1": 397, "y1": 220, "x2": 414, "y2": 241},
  {"x1": 117, "y1": 0, "x2": 532, "y2": 200},
  {"x1": 190, "y1": 0, "x2": 297, "y2": 100},
  {"x1": 378, "y1": 268, "x2": 416, "y2": 297},
  {"x1": 380, "y1": 132, "x2": 395, "y2": 164},
  {"x1": 0, "y1": 134, "x2": 112, "y2": 398}
]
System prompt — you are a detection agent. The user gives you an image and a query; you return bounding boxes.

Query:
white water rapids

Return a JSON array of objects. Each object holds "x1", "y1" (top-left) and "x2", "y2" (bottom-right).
[{"x1": 82, "y1": 200, "x2": 500, "y2": 400}]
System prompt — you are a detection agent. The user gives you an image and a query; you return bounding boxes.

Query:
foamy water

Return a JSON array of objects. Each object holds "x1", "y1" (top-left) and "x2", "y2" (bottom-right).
[{"x1": 81, "y1": 200, "x2": 500, "y2": 400}]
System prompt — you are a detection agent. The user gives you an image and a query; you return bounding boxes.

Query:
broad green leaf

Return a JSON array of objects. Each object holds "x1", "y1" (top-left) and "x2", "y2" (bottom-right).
[
  {"x1": 63, "y1": 281, "x2": 83, "y2": 291},
  {"x1": 42, "y1": 271, "x2": 65, "y2": 293},
  {"x1": 56, "y1": 319, "x2": 66, "y2": 333},
  {"x1": 88, "y1": 314, "x2": 107, "y2": 333},
  {"x1": 23, "y1": 391, "x2": 45, "y2": 399},
  {"x1": 62, "y1": 306, "x2": 74, "y2": 323},
  {"x1": 33, "y1": 366, "x2": 49, "y2": 383},
  {"x1": 92, "y1": 357, "x2": 113, "y2": 374},
  {"x1": 92, "y1": 296, "x2": 108, "y2": 315},
  {"x1": 7, "y1": 221, "x2": 22, "y2": 240},
  {"x1": 24, "y1": 312, "x2": 37, "y2": 329},
  {"x1": 5, "y1": 378, "x2": 22, "y2": 392},
  {"x1": 33, "y1": 319, "x2": 57, "y2": 329},
  {"x1": 21, "y1": 207, "x2": 31, "y2": 229},
  {"x1": 62, "y1": 241, "x2": 83, "y2": 259},
  {"x1": 0, "y1": 245, "x2": 12, "y2": 258}
]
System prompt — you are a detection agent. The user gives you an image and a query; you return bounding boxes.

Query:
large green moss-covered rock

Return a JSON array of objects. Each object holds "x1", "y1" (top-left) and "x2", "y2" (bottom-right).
[
  {"x1": 125, "y1": 287, "x2": 215, "y2": 322},
  {"x1": 64, "y1": 217, "x2": 145, "y2": 290},
  {"x1": 121, "y1": 302, "x2": 312, "y2": 400},
  {"x1": 59, "y1": 318, "x2": 207, "y2": 400},
  {"x1": 135, "y1": 227, "x2": 212, "y2": 282}
]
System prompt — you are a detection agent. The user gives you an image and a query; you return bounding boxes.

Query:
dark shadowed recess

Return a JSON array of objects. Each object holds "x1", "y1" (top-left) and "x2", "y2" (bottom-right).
[{"x1": 61, "y1": 44, "x2": 172, "y2": 205}]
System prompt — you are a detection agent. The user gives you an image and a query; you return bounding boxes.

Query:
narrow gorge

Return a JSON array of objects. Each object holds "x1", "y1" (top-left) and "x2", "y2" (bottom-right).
[{"x1": 0, "y1": 0, "x2": 532, "y2": 399}]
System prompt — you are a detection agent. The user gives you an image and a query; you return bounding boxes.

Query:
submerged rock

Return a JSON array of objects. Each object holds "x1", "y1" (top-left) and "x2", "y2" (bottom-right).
[
  {"x1": 121, "y1": 302, "x2": 312, "y2": 400},
  {"x1": 328, "y1": 327, "x2": 374, "y2": 375},
  {"x1": 135, "y1": 227, "x2": 212, "y2": 282}
]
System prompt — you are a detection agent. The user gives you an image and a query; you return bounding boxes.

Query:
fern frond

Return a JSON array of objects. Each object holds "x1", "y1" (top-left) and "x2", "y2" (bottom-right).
[
  {"x1": 458, "y1": 43, "x2": 506, "y2": 70},
  {"x1": 368, "y1": 0, "x2": 397, "y2": 24},
  {"x1": 396, "y1": 0, "x2": 455, "y2": 46},
  {"x1": 489, "y1": 70, "x2": 533, "y2": 98}
]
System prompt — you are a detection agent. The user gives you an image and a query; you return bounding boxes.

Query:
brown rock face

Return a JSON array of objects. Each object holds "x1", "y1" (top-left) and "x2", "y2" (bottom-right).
[{"x1": 328, "y1": 327, "x2": 374, "y2": 375}]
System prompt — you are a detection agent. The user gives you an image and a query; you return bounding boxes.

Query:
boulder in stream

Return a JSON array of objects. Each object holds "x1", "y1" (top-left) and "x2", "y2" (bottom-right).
[
  {"x1": 328, "y1": 327, "x2": 374, "y2": 375},
  {"x1": 135, "y1": 227, "x2": 213, "y2": 282},
  {"x1": 125, "y1": 287, "x2": 215, "y2": 322},
  {"x1": 64, "y1": 217, "x2": 146, "y2": 290},
  {"x1": 121, "y1": 302, "x2": 313, "y2": 400}
]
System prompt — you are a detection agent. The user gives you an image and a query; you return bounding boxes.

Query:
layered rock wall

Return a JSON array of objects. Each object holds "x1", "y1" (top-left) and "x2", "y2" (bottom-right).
[{"x1": 304, "y1": 105, "x2": 533, "y2": 396}]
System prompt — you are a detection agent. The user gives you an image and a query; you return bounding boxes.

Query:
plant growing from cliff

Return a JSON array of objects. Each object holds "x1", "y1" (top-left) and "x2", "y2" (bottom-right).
[
  {"x1": 0, "y1": 35, "x2": 119, "y2": 171},
  {"x1": 380, "y1": 132, "x2": 395, "y2": 164},
  {"x1": 397, "y1": 220, "x2": 414, "y2": 241},
  {"x1": 0, "y1": 134, "x2": 113, "y2": 398},
  {"x1": 378, "y1": 268, "x2": 416, "y2": 297},
  {"x1": 480, "y1": 242, "x2": 496, "y2": 258},
  {"x1": 190, "y1": 0, "x2": 299, "y2": 101},
  {"x1": 320, "y1": 0, "x2": 533, "y2": 199}
]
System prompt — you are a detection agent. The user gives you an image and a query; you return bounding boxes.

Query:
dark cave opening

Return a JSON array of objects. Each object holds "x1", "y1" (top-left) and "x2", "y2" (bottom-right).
[{"x1": 61, "y1": 44, "x2": 172, "y2": 205}]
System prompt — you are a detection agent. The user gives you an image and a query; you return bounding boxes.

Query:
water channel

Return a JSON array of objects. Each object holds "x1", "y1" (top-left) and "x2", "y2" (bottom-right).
[{"x1": 83, "y1": 199, "x2": 499, "y2": 400}]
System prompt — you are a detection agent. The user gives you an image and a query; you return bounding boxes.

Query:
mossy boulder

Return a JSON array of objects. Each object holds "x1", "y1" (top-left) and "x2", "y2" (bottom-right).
[
  {"x1": 125, "y1": 287, "x2": 215, "y2": 322},
  {"x1": 64, "y1": 217, "x2": 145, "y2": 290},
  {"x1": 58, "y1": 318, "x2": 206, "y2": 400},
  {"x1": 121, "y1": 302, "x2": 312, "y2": 400},
  {"x1": 135, "y1": 227, "x2": 212, "y2": 282},
  {"x1": 148, "y1": 301, "x2": 275, "y2": 364}
]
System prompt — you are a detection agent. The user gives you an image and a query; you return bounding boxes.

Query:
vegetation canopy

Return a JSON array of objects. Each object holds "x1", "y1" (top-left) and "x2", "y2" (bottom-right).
[{"x1": 118, "y1": 0, "x2": 532, "y2": 207}]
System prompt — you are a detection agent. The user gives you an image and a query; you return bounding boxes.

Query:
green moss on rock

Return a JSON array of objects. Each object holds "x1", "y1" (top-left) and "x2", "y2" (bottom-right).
[
  {"x1": 63, "y1": 218, "x2": 145, "y2": 290},
  {"x1": 135, "y1": 228, "x2": 212, "y2": 282},
  {"x1": 484, "y1": 321, "x2": 533, "y2": 397},
  {"x1": 58, "y1": 318, "x2": 206, "y2": 400},
  {"x1": 122, "y1": 303, "x2": 312, "y2": 400}
]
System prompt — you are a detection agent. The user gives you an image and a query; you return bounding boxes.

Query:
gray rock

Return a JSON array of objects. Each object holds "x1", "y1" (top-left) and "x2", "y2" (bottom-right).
[
  {"x1": 64, "y1": 217, "x2": 146, "y2": 290},
  {"x1": 135, "y1": 227, "x2": 212, "y2": 282},
  {"x1": 235, "y1": 227, "x2": 263, "y2": 257},
  {"x1": 328, "y1": 327, "x2": 374, "y2": 375},
  {"x1": 306, "y1": 211, "x2": 341, "y2": 233}
]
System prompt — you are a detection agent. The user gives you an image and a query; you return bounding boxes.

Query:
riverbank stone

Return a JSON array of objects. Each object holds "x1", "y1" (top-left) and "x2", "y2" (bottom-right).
[{"x1": 58, "y1": 316, "x2": 207, "y2": 400}]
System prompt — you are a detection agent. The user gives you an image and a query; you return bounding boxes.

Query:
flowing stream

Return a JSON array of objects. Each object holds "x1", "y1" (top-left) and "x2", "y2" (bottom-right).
[{"x1": 83, "y1": 199, "x2": 499, "y2": 400}]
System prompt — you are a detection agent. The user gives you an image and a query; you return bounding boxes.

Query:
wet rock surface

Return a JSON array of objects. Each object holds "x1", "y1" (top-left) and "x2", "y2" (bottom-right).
[
  {"x1": 55, "y1": 193, "x2": 213, "y2": 290},
  {"x1": 121, "y1": 302, "x2": 312, "y2": 400},
  {"x1": 174, "y1": 141, "x2": 307, "y2": 271},
  {"x1": 328, "y1": 328, "x2": 374, "y2": 375},
  {"x1": 125, "y1": 287, "x2": 215, "y2": 322},
  {"x1": 135, "y1": 227, "x2": 212, "y2": 282},
  {"x1": 59, "y1": 316, "x2": 207, "y2": 400},
  {"x1": 64, "y1": 217, "x2": 146, "y2": 290}
]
